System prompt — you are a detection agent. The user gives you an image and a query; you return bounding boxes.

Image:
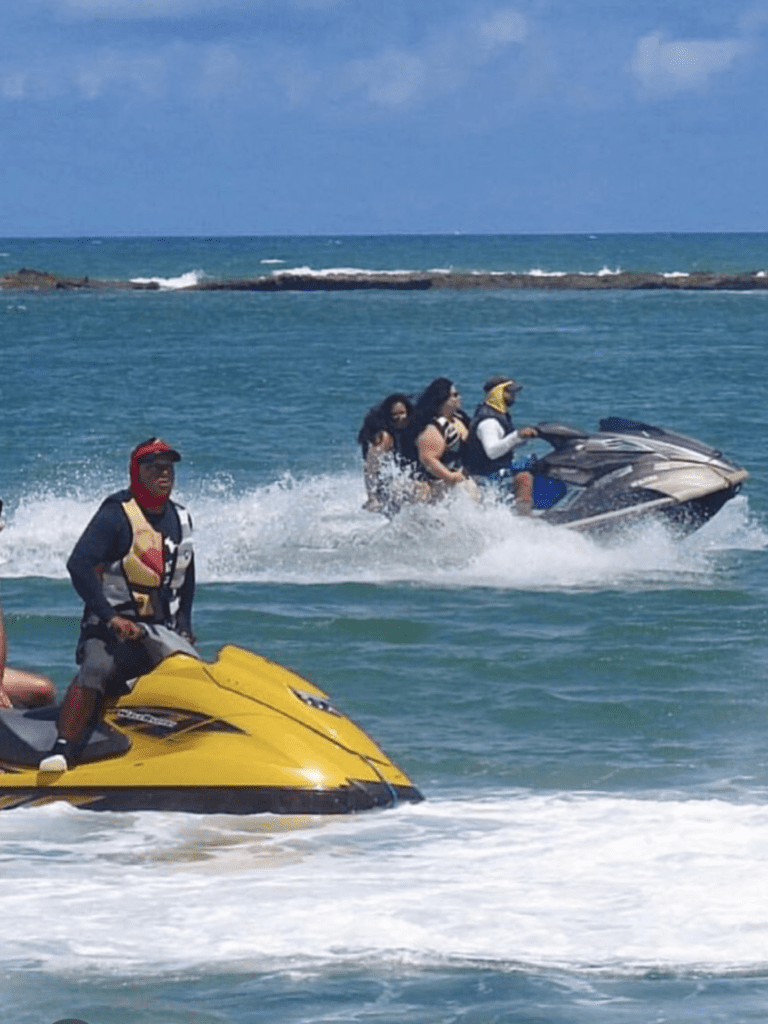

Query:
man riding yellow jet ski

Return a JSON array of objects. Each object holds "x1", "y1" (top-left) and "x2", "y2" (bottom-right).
[
  {"x1": 0, "y1": 625, "x2": 423, "y2": 814},
  {"x1": 0, "y1": 437, "x2": 421, "y2": 814}
]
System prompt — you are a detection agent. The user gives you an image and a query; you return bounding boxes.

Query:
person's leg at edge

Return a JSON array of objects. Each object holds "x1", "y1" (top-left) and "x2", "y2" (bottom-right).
[
  {"x1": 2, "y1": 667, "x2": 56, "y2": 707},
  {"x1": 514, "y1": 470, "x2": 534, "y2": 515}
]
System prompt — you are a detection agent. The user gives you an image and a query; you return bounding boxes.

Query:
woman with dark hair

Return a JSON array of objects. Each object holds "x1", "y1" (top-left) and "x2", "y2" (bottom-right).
[
  {"x1": 357, "y1": 393, "x2": 416, "y2": 512},
  {"x1": 409, "y1": 378, "x2": 477, "y2": 500}
]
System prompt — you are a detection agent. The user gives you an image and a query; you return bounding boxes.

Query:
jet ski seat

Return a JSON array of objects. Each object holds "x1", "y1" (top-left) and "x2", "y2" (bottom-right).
[{"x1": 0, "y1": 706, "x2": 130, "y2": 768}]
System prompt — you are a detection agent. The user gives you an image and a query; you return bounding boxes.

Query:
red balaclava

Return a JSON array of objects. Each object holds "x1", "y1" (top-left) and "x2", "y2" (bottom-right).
[{"x1": 129, "y1": 438, "x2": 181, "y2": 509}]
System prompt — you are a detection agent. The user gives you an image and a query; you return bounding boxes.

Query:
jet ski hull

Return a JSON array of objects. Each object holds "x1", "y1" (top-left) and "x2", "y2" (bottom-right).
[
  {"x1": 0, "y1": 781, "x2": 420, "y2": 815},
  {"x1": 0, "y1": 644, "x2": 423, "y2": 815},
  {"x1": 528, "y1": 418, "x2": 748, "y2": 535}
]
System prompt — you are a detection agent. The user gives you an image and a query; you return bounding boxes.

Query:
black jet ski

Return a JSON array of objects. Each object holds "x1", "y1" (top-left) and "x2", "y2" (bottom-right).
[
  {"x1": 0, "y1": 626, "x2": 423, "y2": 815},
  {"x1": 524, "y1": 417, "x2": 748, "y2": 533}
]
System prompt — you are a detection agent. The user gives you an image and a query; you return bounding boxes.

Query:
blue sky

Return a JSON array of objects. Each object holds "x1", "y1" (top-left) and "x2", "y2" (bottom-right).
[{"x1": 2, "y1": 0, "x2": 767, "y2": 236}]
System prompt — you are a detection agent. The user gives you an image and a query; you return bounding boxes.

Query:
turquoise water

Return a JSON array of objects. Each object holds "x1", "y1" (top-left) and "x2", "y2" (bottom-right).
[{"x1": 1, "y1": 235, "x2": 768, "y2": 1023}]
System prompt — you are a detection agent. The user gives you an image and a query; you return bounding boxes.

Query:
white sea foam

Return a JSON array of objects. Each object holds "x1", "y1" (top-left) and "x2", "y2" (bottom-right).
[
  {"x1": 0, "y1": 473, "x2": 762, "y2": 590},
  {"x1": 267, "y1": 265, "x2": 707, "y2": 281},
  {"x1": 129, "y1": 269, "x2": 204, "y2": 290},
  {"x1": 271, "y1": 265, "x2": 420, "y2": 278},
  {"x1": 3, "y1": 792, "x2": 768, "y2": 977}
]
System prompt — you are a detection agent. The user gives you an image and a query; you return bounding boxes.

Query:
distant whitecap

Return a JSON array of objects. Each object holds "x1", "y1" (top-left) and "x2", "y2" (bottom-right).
[{"x1": 130, "y1": 269, "x2": 204, "y2": 290}]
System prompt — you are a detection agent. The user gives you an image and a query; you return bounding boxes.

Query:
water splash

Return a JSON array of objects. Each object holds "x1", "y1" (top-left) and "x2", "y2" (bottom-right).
[
  {"x1": 0, "y1": 473, "x2": 763, "y2": 591},
  {"x1": 3, "y1": 793, "x2": 768, "y2": 976},
  {"x1": 129, "y1": 269, "x2": 205, "y2": 290}
]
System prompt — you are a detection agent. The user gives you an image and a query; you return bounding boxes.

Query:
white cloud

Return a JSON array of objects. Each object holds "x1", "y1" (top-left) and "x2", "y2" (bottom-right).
[
  {"x1": 0, "y1": 71, "x2": 30, "y2": 99},
  {"x1": 197, "y1": 45, "x2": 243, "y2": 98},
  {"x1": 72, "y1": 51, "x2": 167, "y2": 99},
  {"x1": 342, "y1": 6, "x2": 529, "y2": 109},
  {"x1": 2, "y1": 2, "x2": 530, "y2": 111},
  {"x1": 44, "y1": 0, "x2": 342, "y2": 19},
  {"x1": 630, "y1": 31, "x2": 748, "y2": 97},
  {"x1": 476, "y1": 9, "x2": 528, "y2": 54},
  {"x1": 0, "y1": 48, "x2": 170, "y2": 101},
  {"x1": 346, "y1": 48, "x2": 428, "y2": 108},
  {"x1": 46, "y1": 0, "x2": 241, "y2": 18}
]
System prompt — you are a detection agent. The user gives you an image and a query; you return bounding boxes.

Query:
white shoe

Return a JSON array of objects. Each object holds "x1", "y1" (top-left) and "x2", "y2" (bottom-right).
[{"x1": 39, "y1": 753, "x2": 68, "y2": 772}]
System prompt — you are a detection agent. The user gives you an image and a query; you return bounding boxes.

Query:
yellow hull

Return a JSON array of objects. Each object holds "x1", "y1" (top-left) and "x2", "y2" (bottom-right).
[{"x1": 0, "y1": 646, "x2": 423, "y2": 814}]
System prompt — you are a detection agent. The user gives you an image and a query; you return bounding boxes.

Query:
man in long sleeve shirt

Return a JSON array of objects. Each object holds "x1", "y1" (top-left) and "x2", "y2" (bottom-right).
[
  {"x1": 464, "y1": 376, "x2": 538, "y2": 512},
  {"x1": 40, "y1": 438, "x2": 195, "y2": 772}
]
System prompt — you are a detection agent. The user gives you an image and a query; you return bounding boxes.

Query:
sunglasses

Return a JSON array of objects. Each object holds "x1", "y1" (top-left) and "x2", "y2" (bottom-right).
[{"x1": 140, "y1": 459, "x2": 175, "y2": 475}]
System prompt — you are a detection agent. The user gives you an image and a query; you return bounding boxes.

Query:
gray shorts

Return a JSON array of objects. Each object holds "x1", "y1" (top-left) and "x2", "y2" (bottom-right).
[{"x1": 76, "y1": 635, "x2": 164, "y2": 696}]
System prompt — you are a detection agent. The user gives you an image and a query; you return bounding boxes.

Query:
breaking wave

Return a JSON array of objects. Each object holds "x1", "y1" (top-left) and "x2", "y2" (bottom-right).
[{"x1": 129, "y1": 269, "x2": 205, "y2": 290}]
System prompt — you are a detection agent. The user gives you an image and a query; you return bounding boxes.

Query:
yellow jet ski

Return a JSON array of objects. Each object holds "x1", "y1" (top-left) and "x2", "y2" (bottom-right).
[{"x1": 0, "y1": 627, "x2": 423, "y2": 814}]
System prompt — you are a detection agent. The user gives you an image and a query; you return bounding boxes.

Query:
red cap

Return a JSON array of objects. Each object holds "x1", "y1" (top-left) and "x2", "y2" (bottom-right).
[{"x1": 132, "y1": 438, "x2": 181, "y2": 464}]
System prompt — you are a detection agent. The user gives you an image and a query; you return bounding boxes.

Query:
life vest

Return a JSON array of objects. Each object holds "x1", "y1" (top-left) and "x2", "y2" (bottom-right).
[
  {"x1": 100, "y1": 498, "x2": 193, "y2": 625},
  {"x1": 464, "y1": 404, "x2": 515, "y2": 476},
  {"x1": 413, "y1": 413, "x2": 469, "y2": 480}
]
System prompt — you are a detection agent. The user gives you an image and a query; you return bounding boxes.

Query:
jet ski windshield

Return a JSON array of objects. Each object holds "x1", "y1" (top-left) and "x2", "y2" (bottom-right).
[
  {"x1": 598, "y1": 417, "x2": 724, "y2": 459},
  {"x1": 599, "y1": 417, "x2": 665, "y2": 436}
]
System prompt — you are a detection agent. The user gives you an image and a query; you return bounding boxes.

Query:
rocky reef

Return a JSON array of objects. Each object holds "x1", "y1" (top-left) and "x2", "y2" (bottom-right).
[
  {"x1": 3, "y1": 267, "x2": 768, "y2": 292},
  {"x1": 0, "y1": 268, "x2": 159, "y2": 290}
]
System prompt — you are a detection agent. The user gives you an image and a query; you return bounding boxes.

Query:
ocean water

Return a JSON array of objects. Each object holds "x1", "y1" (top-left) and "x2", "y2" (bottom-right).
[{"x1": 1, "y1": 234, "x2": 767, "y2": 1024}]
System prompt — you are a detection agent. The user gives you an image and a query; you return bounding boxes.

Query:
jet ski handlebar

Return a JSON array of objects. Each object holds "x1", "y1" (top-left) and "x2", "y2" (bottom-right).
[
  {"x1": 534, "y1": 422, "x2": 590, "y2": 449},
  {"x1": 134, "y1": 623, "x2": 201, "y2": 662}
]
